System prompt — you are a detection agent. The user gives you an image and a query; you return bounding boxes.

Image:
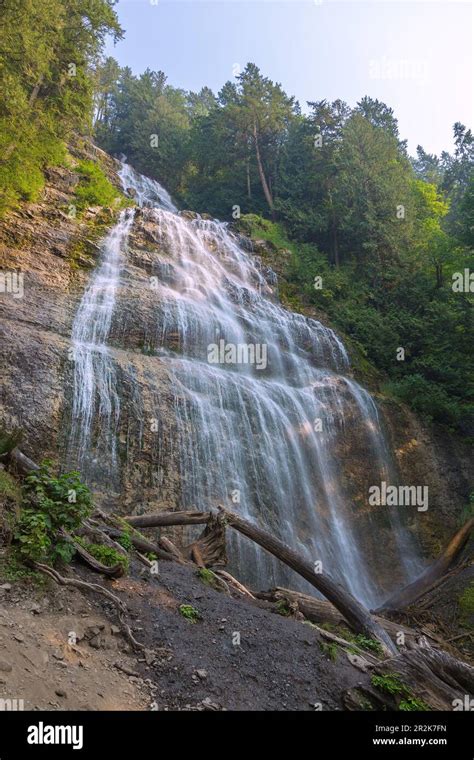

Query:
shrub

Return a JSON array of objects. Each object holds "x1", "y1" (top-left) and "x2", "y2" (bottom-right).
[
  {"x1": 74, "y1": 160, "x2": 122, "y2": 211},
  {"x1": 15, "y1": 461, "x2": 92, "y2": 565}
]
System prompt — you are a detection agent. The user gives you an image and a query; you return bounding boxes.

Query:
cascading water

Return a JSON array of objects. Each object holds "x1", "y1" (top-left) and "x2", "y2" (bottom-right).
[{"x1": 66, "y1": 161, "x2": 420, "y2": 607}]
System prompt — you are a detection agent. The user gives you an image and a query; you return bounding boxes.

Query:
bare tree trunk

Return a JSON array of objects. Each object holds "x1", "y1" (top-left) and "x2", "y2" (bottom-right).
[
  {"x1": 253, "y1": 123, "x2": 274, "y2": 215},
  {"x1": 6, "y1": 448, "x2": 40, "y2": 475},
  {"x1": 124, "y1": 511, "x2": 208, "y2": 528},
  {"x1": 376, "y1": 518, "x2": 473, "y2": 613}
]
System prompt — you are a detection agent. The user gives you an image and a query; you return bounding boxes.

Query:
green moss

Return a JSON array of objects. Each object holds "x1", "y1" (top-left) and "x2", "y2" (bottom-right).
[
  {"x1": 0, "y1": 426, "x2": 23, "y2": 457},
  {"x1": 399, "y1": 697, "x2": 430, "y2": 712},
  {"x1": 319, "y1": 641, "x2": 339, "y2": 662},
  {"x1": 0, "y1": 554, "x2": 47, "y2": 585},
  {"x1": 179, "y1": 604, "x2": 201, "y2": 623},
  {"x1": 275, "y1": 598, "x2": 291, "y2": 616},
  {"x1": 116, "y1": 531, "x2": 133, "y2": 551},
  {"x1": 458, "y1": 582, "x2": 474, "y2": 623},
  {"x1": 197, "y1": 567, "x2": 220, "y2": 589},
  {"x1": 0, "y1": 470, "x2": 22, "y2": 504},
  {"x1": 74, "y1": 536, "x2": 129, "y2": 573}
]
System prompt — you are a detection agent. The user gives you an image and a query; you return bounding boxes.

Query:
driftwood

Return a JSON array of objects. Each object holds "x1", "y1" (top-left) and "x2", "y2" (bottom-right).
[
  {"x1": 377, "y1": 518, "x2": 473, "y2": 613},
  {"x1": 124, "y1": 511, "x2": 208, "y2": 528},
  {"x1": 6, "y1": 447, "x2": 39, "y2": 475},
  {"x1": 214, "y1": 569, "x2": 256, "y2": 599},
  {"x1": 101, "y1": 525, "x2": 181, "y2": 563},
  {"x1": 343, "y1": 647, "x2": 474, "y2": 711},
  {"x1": 72, "y1": 539, "x2": 125, "y2": 578},
  {"x1": 182, "y1": 512, "x2": 227, "y2": 568},
  {"x1": 257, "y1": 587, "x2": 438, "y2": 650},
  {"x1": 122, "y1": 507, "x2": 397, "y2": 655}
]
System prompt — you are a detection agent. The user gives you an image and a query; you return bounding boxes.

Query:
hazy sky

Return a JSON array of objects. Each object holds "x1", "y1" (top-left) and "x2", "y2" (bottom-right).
[{"x1": 105, "y1": 0, "x2": 473, "y2": 156}]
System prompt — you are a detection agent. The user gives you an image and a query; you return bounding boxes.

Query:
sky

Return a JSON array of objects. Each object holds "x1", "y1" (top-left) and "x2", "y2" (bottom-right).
[{"x1": 105, "y1": 0, "x2": 473, "y2": 156}]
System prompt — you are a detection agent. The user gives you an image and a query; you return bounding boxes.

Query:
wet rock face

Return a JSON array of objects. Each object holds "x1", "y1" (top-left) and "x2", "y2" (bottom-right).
[
  {"x1": 0, "y1": 153, "x2": 182, "y2": 517},
  {"x1": 0, "y1": 165, "x2": 93, "y2": 462},
  {"x1": 380, "y1": 398, "x2": 473, "y2": 553}
]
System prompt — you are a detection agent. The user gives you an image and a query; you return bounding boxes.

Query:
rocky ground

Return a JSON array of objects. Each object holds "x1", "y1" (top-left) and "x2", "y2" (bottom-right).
[{"x1": 0, "y1": 555, "x2": 380, "y2": 712}]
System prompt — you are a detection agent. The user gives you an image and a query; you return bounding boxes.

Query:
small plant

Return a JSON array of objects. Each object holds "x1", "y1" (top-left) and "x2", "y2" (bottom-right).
[
  {"x1": 179, "y1": 604, "x2": 201, "y2": 623},
  {"x1": 275, "y1": 598, "x2": 291, "y2": 616},
  {"x1": 117, "y1": 531, "x2": 133, "y2": 551},
  {"x1": 371, "y1": 674, "x2": 406, "y2": 695},
  {"x1": 15, "y1": 461, "x2": 92, "y2": 565},
  {"x1": 458, "y1": 582, "x2": 474, "y2": 624},
  {"x1": 197, "y1": 567, "x2": 220, "y2": 589},
  {"x1": 320, "y1": 641, "x2": 339, "y2": 662},
  {"x1": 399, "y1": 697, "x2": 430, "y2": 712},
  {"x1": 353, "y1": 634, "x2": 384, "y2": 655},
  {"x1": 0, "y1": 469, "x2": 22, "y2": 504},
  {"x1": 75, "y1": 537, "x2": 129, "y2": 573},
  {"x1": 371, "y1": 673, "x2": 430, "y2": 711},
  {"x1": 0, "y1": 425, "x2": 22, "y2": 457}
]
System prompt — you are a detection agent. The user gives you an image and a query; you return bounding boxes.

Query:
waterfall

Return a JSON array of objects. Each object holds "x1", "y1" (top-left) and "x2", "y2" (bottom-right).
[{"x1": 66, "y1": 161, "x2": 420, "y2": 607}]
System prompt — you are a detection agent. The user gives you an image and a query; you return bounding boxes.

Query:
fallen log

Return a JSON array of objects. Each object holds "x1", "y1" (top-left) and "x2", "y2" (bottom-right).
[
  {"x1": 215, "y1": 570, "x2": 256, "y2": 599},
  {"x1": 6, "y1": 447, "x2": 39, "y2": 475},
  {"x1": 124, "y1": 511, "x2": 208, "y2": 528},
  {"x1": 371, "y1": 647, "x2": 474, "y2": 711},
  {"x1": 122, "y1": 507, "x2": 397, "y2": 655},
  {"x1": 377, "y1": 518, "x2": 474, "y2": 613},
  {"x1": 72, "y1": 540, "x2": 125, "y2": 578},
  {"x1": 257, "y1": 587, "x2": 435, "y2": 649},
  {"x1": 101, "y1": 526, "x2": 180, "y2": 563}
]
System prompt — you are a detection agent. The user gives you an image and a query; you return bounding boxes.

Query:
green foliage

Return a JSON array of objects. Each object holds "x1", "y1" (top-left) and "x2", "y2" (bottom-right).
[
  {"x1": 352, "y1": 635, "x2": 384, "y2": 656},
  {"x1": 0, "y1": 555, "x2": 46, "y2": 584},
  {"x1": 197, "y1": 567, "x2": 220, "y2": 590},
  {"x1": 319, "y1": 641, "x2": 339, "y2": 662},
  {"x1": 0, "y1": 426, "x2": 23, "y2": 457},
  {"x1": 458, "y1": 582, "x2": 474, "y2": 623},
  {"x1": 116, "y1": 531, "x2": 133, "y2": 551},
  {"x1": 371, "y1": 674, "x2": 430, "y2": 711},
  {"x1": 0, "y1": 470, "x2": 22, "y2": 504},
  {"x1": 14, "y1": 462, "x2": 92, "y2": 565},
  {"x1": 75, "y1": 537, "x2": 129, "y2": 572},
  {"x1": 179, "y1": 604, "x2": 201, "y2": 623},
  {"x1": 74, "y1": 160, "x2": 122, "y2": 211},
  {"x1": 275, "y1": 599, "x2": 291, "y2": 616},
  {"x1": 371, "y1": 673, "x2": 406, "y2": 695},
  {"x1": 399, "y1": 697, "x2": 430, "y2": 712},
  {"x1": 0, "y1": 0, "x2": 122, "y2": 216}
]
